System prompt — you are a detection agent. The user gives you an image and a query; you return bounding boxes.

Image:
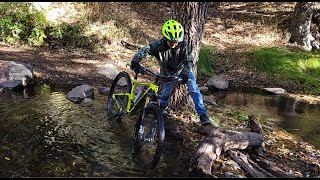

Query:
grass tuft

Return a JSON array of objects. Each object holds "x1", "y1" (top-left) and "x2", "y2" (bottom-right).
[
  {"x1": 248, "y1": 47, "x2": 320, "y2": 94},
  {"x1": 197, "y1": 44, "x2": 215, "y2": 77}
]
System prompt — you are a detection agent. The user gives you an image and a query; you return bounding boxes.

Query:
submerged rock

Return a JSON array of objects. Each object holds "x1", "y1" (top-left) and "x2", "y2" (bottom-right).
[{"x1": 66, "y1": 84, "x2": 94, "y2": 103}]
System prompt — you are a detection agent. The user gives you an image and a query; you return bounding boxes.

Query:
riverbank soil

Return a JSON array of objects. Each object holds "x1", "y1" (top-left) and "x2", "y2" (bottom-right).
[{"x1": 0, "y1": 2, "x2": 319, "y2": 178}]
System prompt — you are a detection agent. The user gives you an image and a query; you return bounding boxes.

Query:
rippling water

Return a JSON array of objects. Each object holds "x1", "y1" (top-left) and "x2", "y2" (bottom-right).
[
  {"x1": 1, "y1": 85, "x2": 319, "y2": 177},
  {"x1": 0, "y1": 84, "x2": 188, "y2": 177},
  {"x1": 209, "y1": 90, "x2": 320, "y2": 149}
]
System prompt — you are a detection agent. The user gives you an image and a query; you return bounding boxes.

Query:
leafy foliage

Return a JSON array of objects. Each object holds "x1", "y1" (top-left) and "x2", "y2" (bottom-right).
[
  {"x1": 0, "y1": 2, "x2": 47, "y2": 46},
  {"x1": 0, "y1": 2, "x2": 91, "y2": 48},
  {"x1": 238, "y1": 112, "x2": 249, "y2": 121},
  {"x1": 45, "y1": 22, "x2": 92, "y2": 48}
]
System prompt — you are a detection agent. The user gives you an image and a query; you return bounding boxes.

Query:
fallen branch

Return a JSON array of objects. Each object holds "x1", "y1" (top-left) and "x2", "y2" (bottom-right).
[
  {"x1": 227, "y1": 150, "x2": 267, "y2": 177},
  {"x1": 247, "y1": 156, "x2": 276, "y2": 177},
  {"x1": 249, "y1": 154, "x2": 289, "y2": 177},
  {"x1": 120, "y1": 40, "x2": 141, "y2": 50}
]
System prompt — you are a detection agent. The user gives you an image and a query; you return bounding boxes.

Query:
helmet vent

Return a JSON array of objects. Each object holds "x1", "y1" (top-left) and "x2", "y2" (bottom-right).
[
  {"x1": 165, "y1": 30, "x2": 170, "y2": 37},
  {"x1": 173, "y1": 25, "x2": 176, "y2": 30}
]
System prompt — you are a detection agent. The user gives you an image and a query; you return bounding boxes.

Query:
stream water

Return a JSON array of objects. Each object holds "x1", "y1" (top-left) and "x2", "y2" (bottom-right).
[
  {"x1": 0, "y1": 84, "x2": 319, "y2": 177},
  {"x1": 208, "y1": 89, "x2": 320, "y2": 148}
]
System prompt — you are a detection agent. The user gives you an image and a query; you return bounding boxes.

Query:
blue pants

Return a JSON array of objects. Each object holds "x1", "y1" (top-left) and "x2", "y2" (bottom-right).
[{"x1": 159, "y1": 70, "x2": 207, "y2": 116}]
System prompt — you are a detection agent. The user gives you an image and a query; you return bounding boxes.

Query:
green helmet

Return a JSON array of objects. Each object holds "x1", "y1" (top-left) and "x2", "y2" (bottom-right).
[{"x1": 162, "y1": 19, "x2": 184, "y2": 43}]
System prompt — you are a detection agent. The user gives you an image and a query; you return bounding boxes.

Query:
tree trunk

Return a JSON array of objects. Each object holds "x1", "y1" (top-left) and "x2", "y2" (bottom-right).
[
  {"x1": 169, "y1": 2, "x2": 210, "y2": 110},
  {"x1": 289, "y1": 2, "x2": 318, "y2": 51}
]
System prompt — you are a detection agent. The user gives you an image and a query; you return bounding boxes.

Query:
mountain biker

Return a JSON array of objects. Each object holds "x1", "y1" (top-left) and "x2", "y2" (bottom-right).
[{"x1": 130, "y1": 19, "x2": 212, "y2": 126}]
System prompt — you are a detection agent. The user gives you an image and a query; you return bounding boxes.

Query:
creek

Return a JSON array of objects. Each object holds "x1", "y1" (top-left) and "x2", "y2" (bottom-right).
[{"x1": 0, "y1": 84, "x2": 319, "y2": 177}]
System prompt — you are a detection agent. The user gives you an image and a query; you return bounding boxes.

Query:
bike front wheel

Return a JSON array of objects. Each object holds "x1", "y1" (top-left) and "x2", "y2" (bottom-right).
[
  {"x1": 106, "y1": 71, "x2": 132, "y2": 122},
  {"x1": 132, "y1": 103, "x2": 165, "y2": 168}
]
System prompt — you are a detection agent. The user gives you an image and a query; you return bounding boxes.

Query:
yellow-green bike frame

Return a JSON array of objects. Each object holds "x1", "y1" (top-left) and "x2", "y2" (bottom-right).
[{"x1": 111, "y1": 77, "x2": 159, "y2": 114}]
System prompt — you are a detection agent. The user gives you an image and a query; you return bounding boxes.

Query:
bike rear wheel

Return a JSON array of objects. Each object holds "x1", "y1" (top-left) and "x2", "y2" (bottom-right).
[
  {"x1": 106, "y1": 71, "x2": 132, "y2": 122},
  {"x1": 132, "y1": 103, "x2": 164, "y2": 168}
]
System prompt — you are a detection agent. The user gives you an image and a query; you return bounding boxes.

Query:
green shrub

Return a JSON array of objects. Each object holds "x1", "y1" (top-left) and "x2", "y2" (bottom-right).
[
  {"x1": 0, "y1": 2, "x2": 48, "y2": 46},
  {"x1": 45, "y1": 22, "x2": 91, "y2": 48},
  {"x1": 0, "y1": 2, "x2": 91, "y2": 48}
]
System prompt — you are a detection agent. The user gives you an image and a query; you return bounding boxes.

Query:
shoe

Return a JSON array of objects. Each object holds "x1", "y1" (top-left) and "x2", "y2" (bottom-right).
[{"x1": 200, "y1": 114, "x2": 212, "y2": 126}]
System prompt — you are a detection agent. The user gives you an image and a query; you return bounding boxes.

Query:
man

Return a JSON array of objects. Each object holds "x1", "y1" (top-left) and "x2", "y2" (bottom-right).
[{"x1": 130, "y1": 19, "x2": 212, "y2": 126}]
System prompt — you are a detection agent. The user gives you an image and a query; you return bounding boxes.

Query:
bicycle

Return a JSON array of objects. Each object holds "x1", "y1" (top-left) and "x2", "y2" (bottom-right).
[{"x1": 106, "y1": 63, "x2": 183, "y2": 168}]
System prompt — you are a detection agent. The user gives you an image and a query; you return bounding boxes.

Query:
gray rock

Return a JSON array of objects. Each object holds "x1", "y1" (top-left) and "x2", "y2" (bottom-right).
[
  {"x1": 0, "y1": 60, "x2": 34, "y2": 90},
  {"x1": 263, "y1": 88, "x2": 286, "y2": 95},
  {"x1": 199, "y1": 86, "x2": 209, "y2": 93},
  {"x1": 81, "y1": 98, "x2": 94, "y2": 105},
  {"x1": 98, "y1": 87, "x2": 110, "y2": 95},
  {"x1": 0, "y1": 80, "x2": 22, "y2": 90},
  {"x1": 97, "y1": 63, "x2": 119, "y2": 80},
  {"x1": 66, "y1": 84, "x2": 94, "y2": 103},
  {"x1": 8, "y1": 62, "x2": 33, "y2": 81},
  {"x1": 203, "y1": 95, "x2": 218, "y2": 106},
  {"x1": 207, "y1": 75, "x2": 230, "y2": 90}
]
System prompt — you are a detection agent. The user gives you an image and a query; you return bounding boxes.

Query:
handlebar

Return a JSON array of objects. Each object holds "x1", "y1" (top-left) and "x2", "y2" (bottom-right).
[
  {"x1": 127, "y1": 62, "x2": 183, "y2": 83},
  {"x1": 141, "y1": 67, "x2": 182, "y2": 83},
  {"x1": 140, "y1": 66, "x2": 183, "y2": 83}
]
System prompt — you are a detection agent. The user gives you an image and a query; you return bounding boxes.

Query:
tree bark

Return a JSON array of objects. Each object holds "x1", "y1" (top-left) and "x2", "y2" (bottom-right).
[
  {"x1": 169, "y1": 2, "x2": 210, "y2": 110},
  {"x1": 289, "y1": 2, "x2": 318, "y2": 51},
  {"x1": 227, "y1": 150, "x2": 267, "y2": 177},
  {"x1": 189, "y1": 115, "x2": 292, "y2": 177},
  {"x1": 189, "y1": 126, "x2": 264, "y2": 176}
]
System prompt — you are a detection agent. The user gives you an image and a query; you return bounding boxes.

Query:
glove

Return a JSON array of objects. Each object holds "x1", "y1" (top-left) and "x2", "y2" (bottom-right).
[
  {"x1": 131, "y1": 61, "x2": 145, "y2": 74},
  {"x1": 179, "y1": 73, "x2": 189, "y2": 84}
]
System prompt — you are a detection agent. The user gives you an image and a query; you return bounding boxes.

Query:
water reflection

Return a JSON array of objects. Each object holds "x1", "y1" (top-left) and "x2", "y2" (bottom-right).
[
  {"x1": 211, "y1": 90, "x2": 320, "y2": 149},
  {"x1": 0, "y1": 84, "x2": 188, "y2": 177}
]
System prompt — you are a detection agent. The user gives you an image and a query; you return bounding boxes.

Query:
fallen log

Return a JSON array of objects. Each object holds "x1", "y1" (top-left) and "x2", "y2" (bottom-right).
[{"x1": 189, "y1": 125, "x2": 263, "y2": 176}]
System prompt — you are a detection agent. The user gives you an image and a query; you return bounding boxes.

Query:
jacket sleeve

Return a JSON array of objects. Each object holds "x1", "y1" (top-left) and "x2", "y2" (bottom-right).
[
  {"x1": 131, "y1": 43, "x2": 153, "y2": 64},
  {"x1": 180, "y1": 43, "x2": 193, "y2": 76}
]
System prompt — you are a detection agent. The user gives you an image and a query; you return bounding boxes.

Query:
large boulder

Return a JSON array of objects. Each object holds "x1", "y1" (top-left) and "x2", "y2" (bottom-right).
[
  {"x1": 66, "y1": 84, "x2": 94, "y2": 103},
  {"x1": 0, "y1": 60, "x2": 34, "y2": 90}
]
